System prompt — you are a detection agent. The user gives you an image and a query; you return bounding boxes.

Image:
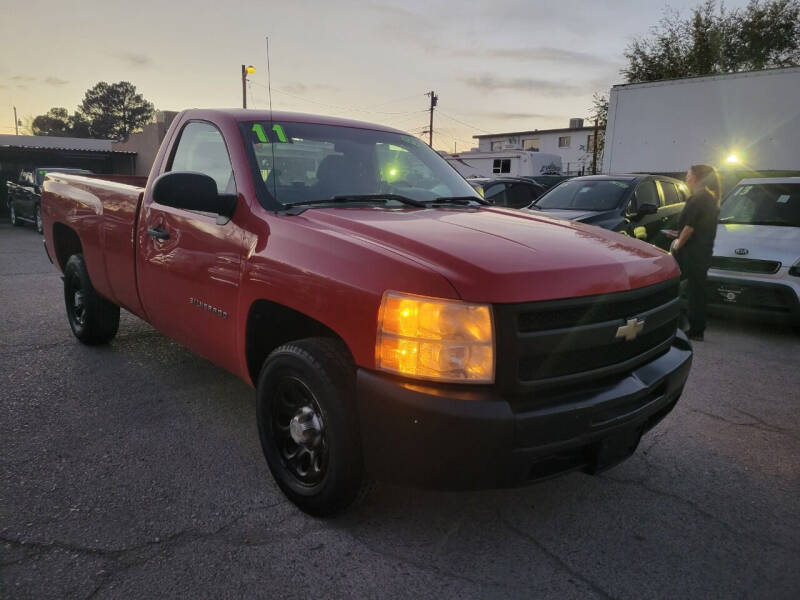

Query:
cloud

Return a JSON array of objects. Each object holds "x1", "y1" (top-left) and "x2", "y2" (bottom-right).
[
  {"x1": 116, "y1": 52, "x2": 152, "y2": 67},
  {"x1": 461, "y1": 74, "x2": 587, "y2": 97},
  {"x1": 11, "y1": 75, "x2": 35, "y2": 82},
  {"x1": 481, "y1": 111, "x2": 569, "y2": 121},
  {"x1": 44, "y1": 76, "x2": 69, "y2": 86},
  {"x1": 281, "y1": 82, "x2": 339, "y2": 95},
  {"x1": 482, "y1": 47, "x2": 616, "y2": 67}
]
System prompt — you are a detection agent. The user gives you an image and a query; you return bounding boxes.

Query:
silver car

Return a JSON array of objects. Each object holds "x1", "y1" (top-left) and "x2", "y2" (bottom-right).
[{"x1": 707, "y1": 177, "x2": 800, "y2": 324}]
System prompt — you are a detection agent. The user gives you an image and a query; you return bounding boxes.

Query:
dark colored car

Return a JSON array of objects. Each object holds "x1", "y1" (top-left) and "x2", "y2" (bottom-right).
[
  {"x1": 531, "y1": 174, "x2": 573, "y2": 190},
  {"x1": 8, "y1": 168, "x2": 92, "y2": 232},
  {"x1": 468, "y1": 177, "x2": 547, "y2": 209},
  {"x1": 530, "y1": 174, "x2": 688, "y2": 250}
]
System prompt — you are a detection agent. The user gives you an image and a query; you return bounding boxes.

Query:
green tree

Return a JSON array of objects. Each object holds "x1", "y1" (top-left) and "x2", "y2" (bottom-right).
[
  {"x1": 31, "y1": 107, "x2": 93, "y2": 137},
  {"x1": 78, "y1": 81, "x2": 155, "y2": 140},
  {"x1": 623, "y1": 0, "x2": 800, "y2": 82},
  {"x1": 31, "y1": 108, "x2": 73, "y2": 137}
]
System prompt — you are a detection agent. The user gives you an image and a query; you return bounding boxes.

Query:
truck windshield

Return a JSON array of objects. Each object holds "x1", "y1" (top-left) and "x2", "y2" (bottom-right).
[
  {"x1": 720, "y1": 183, "x2": 800, "y2": 227},
  {"x1": 240, "y1": 121, "x2": 479, "y2": 207},
  {"x1": 535, "y1": 179, "x2": 632, "y2": 211}
]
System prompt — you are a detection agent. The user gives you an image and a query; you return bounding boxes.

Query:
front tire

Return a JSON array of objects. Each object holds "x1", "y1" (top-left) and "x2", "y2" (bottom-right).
[
  {"x1": 256, "y1": 338, "x2": 365, "y2": 516},
  {"x1": 63, "y1": 254, "x2": 120, "y2": 345}
]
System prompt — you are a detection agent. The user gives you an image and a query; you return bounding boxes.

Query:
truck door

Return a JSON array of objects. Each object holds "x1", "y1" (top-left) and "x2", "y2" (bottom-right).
[{"x1": 136, "y1": 120, "x2": 245, "y2": 374}]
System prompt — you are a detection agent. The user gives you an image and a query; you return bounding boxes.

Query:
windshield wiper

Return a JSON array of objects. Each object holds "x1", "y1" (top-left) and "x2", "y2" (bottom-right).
[
  {"x1": 431, "y1": 195, "x2": 489, "y2": 206},
  {"x1": 282, "y1": 194, "x2": 427, "y2": 213}
]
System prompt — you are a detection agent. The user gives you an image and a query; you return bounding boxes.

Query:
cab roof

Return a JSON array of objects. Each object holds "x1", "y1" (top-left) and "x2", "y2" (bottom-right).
[{"x1": 182, "y1": 108, "x2": 408, "y2": 136}]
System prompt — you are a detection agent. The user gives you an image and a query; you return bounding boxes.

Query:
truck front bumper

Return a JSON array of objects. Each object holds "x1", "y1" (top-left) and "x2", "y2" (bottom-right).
[{"x1": 357, "y1": 331, "x2": 692, "y2": 490}]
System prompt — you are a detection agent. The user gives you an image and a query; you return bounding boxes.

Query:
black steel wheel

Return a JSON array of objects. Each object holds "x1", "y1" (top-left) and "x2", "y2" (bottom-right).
[
  {"x1": 257, "y1": 338, "x2": 366, "y2": 516},
  {"x1": 272, "y1": 375, "x2": 329, "y2": 486},
  {"x1": 63, "y1": 254, "x2": 120, "y2": 345}
]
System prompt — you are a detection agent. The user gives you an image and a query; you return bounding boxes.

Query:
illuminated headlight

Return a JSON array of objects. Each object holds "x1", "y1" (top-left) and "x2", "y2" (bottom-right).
[{"x1": 376, "y1": 291, "x2": 495, "y2": 383}]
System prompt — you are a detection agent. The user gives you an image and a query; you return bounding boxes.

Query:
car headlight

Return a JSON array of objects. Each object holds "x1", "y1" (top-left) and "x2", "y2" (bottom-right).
[{"x1": 376, "y1": 291, "x2": 495, "y2": 383}]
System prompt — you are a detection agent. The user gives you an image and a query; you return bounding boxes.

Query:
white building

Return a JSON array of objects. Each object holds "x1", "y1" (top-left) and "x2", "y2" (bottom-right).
[{"x1": 473, "y1": 118, "x2": 598, "y2": 175}]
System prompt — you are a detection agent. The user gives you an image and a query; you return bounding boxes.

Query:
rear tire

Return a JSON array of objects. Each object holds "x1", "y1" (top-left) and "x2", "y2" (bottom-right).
[
  {"x1": 9, "y1": 204, "x2": 23, "y2": 227},
  {"x1": 63, "y1": 254, "x2": 120, "y2": 345},
  {"x1": 256, "y1": 337, "x2": 366, "y2": 516}
]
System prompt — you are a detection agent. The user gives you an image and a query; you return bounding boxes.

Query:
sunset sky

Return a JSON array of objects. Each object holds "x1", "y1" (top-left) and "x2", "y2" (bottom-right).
[{"x1": 1, "y1": 0, "x2": 751, "y2": 150}]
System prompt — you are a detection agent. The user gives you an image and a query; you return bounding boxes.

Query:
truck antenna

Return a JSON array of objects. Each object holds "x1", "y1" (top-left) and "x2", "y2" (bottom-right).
[
  {"x1": 266, "y1": 36, "x2": 273, "y2": 119},
  {"x1": 266, "y1": 35, "x2": 277, "y2": 203}
]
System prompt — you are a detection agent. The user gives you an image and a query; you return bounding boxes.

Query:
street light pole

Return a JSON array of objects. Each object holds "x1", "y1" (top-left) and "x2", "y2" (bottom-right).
[
  {"x1": 13, "y1": 106, "x2": 18, "y2": 135},
  {"x1": 241, "y1": 65, "x2": 256, "y2": 109}
]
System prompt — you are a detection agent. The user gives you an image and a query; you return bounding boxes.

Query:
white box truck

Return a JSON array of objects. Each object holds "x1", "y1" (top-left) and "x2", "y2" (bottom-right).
[
  {"x1": 603, "y1": 67, "x2": 800, "y2": 175},
  {"x1": 445, "y1": 150, "x2": 563, "y2": 179}
]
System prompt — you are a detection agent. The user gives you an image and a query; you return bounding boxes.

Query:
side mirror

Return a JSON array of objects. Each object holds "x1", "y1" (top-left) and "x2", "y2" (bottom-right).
[{"x1": 152, "y1": 172, "x2": 236, "y2": 223}]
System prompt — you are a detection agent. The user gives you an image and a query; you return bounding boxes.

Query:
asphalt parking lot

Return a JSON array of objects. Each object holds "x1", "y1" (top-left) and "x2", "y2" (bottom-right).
[{"x1": 1, "y1": 221, "x2": 799, "y2": 599}]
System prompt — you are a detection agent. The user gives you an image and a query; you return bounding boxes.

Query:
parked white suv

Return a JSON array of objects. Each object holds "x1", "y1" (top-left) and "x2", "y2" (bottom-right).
[{"x1": 707, "y1": 178, "x2": 800, "y2": 324}]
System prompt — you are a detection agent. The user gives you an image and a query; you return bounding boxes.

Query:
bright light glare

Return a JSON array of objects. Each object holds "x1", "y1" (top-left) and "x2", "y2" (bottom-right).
[
  {"x1": 376, "y1": 292, "x2": 494, "y2": 383},
  {"x1": 246, "y1": 65, "x2": 256, "y2": 75},
  {"x1": 725, "y1": 153, "x2": 740, "y2": 164}
]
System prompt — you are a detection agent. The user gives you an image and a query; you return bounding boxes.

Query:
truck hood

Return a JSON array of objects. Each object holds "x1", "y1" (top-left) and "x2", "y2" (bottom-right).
[
  {"x1": 302, "y1": 206, "x2": 678, "y2": 303},
  {"x1": 714, "y1": 224, "x2": 800, "y2": 266}
]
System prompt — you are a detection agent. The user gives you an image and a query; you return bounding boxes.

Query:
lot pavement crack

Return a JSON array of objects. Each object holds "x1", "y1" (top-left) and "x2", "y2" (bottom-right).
[
  {"x1": 0, "y1": 500, "x2": 285, "y2": 594},
  {"x1": 495, "y1": 512, "x2": 613, "y2": 599},
  {"x1": 689, "y1": 408, "x2": 800, "y2": 441},
  {"x1": 599, "y1": 475, "x2": 800, "y2": 554},
  {"x1": 344, "y1": 528, "x2": 513, "y2": 591}
]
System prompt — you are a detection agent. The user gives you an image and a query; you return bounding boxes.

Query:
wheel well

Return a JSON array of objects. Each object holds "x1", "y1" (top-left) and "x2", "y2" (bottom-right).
[
  {"x1": 52, "y1": 223, "x2": 83, "y2": 270},
  {"x1": 245, "y1": 300, "x2": 346, "y2": 384}
]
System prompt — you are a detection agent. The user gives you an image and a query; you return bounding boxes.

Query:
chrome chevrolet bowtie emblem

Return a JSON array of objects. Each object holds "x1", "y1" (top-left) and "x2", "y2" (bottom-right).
[{"x1": 616, "y1": 318, "x2": 645, "y2": 341}]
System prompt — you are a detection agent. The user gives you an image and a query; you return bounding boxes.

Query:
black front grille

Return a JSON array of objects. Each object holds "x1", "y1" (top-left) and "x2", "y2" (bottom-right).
[
  {"x1": 518, "y1": 320, "x2": 677, "y2": 381},
  {"x1": 518, "y1": 281, "x2": 680, "y2": 332},
  {"x1": 494, "y1": 279, "x2": 680, "y2": 397},
  {"x1": 711, "y1": 256, "x2": 781, "y2": 274}
]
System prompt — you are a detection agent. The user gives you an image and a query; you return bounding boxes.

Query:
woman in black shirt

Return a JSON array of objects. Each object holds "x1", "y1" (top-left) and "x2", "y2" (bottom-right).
[{"x1": 672, "y1": 164, "x2": 721, "y2": 341}]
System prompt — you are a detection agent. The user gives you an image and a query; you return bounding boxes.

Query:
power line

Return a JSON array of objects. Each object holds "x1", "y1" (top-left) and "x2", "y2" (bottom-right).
[{"x1": 437, "y1": 110, "x2": 492, "y2": 134}]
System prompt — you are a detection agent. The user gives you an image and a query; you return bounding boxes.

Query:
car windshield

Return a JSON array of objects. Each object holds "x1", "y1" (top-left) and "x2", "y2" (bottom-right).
[
  {"x1": 534, "y1": 179, "x2": 632, "y2": 211},
  {"x1": 240, "y1": 121, "x2": 480, "y2": 207},
  {"x1": 720, "y1": 183, "x2": 800, "y2": 227}
]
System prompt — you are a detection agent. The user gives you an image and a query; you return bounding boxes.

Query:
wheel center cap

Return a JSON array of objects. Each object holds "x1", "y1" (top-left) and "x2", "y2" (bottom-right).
[{"x1": 289, "y1": 406, "x2": 322, "y2": 446}]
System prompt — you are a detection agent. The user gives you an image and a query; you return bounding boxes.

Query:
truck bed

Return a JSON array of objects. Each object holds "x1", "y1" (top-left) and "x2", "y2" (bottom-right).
[{"x1": 42, "y1": 173, "x2": 146, "y2": 317}]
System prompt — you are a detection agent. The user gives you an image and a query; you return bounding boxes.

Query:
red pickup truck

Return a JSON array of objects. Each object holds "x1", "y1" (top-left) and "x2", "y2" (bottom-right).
[{"x1": 42, "y1": 109, "x2": 692, "y2": 515}]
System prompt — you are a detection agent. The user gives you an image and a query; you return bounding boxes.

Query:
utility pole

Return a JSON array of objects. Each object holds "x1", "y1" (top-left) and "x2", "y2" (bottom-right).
[
  {"x1": 241, "y1": 65, "x2": 256, "y2": 109},
  {"x1": 13, "y1": 106, "x2": 19, "y2": 135},
  {"x1": 426, "y1": 90, "x2": 437, "y2": 148},
  {"x1": 591, "y1": 117, "x2": 599, "y2": 175}
]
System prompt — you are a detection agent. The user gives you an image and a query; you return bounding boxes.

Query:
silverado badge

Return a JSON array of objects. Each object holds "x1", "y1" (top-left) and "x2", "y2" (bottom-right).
[{"x1": 616, "y1": 318, "x2": 645, "y2": 342}]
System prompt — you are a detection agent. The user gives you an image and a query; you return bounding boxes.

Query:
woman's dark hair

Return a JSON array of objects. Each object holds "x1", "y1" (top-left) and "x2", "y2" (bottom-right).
[{"x1": 690, "y1": 164, "x2": 722, "y2": 205}]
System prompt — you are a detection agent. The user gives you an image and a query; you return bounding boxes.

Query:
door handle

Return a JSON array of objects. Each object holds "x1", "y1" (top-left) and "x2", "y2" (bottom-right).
[{"x1": 146, "y1": 226, "x2": 170, "y2": 240}]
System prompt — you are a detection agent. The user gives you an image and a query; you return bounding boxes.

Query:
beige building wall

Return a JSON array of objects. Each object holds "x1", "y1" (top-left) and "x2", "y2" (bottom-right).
[{"x1": 113, "y1": 111, "x2": 178, "y2": 177}]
